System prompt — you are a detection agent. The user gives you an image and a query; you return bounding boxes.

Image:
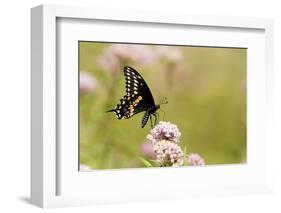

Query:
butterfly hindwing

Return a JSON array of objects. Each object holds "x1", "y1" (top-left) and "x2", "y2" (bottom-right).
[{"x1": 113, "y1": 94, "x2": 145, "y2": 119}]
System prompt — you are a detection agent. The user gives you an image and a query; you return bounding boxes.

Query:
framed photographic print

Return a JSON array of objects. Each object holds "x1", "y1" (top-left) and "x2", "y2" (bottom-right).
[{"x1": 31, "y1": 4, "x2": 274, "y2": 208}]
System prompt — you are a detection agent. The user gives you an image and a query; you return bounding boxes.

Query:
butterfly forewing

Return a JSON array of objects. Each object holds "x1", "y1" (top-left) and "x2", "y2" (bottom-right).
[
  {"x1": 108, "y1": 66, "x2": 158, "y2": 127},
  {"x1": 123, "y1": 66, "x2": 155, "y2": 108}
]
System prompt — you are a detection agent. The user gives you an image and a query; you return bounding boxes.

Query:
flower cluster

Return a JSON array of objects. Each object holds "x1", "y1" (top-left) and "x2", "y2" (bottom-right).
[
  {"x1": 153, "y1": 140, "x2": 184, "y2": 167},
  {"x1": 140, "y1": 142, "x2": 155, "y2": 159},
  {"x1": 146, "y1": 121, "x2": 183, "y2": 167},
  {"x1": 154, "y1": 46, "x2": 183, "y2": 63},
  {"x1": 79, "y1": 164, "x2": 93, "y2": 171},
  {"x1": 146, "y1": 121, "x2": 181, "y2": 144},
  {"x1": 188, "y1": 153, "x2": 205, "y2": 166},
  {"x1": 80, "y1": 71, "x2": 97, "y2": 94},
  {"x1": 97, "y1": 44, "x2": 155, "y2": 74},
  {"x1": 142, "y1": 121, "x2": 205, "y2": 167}
]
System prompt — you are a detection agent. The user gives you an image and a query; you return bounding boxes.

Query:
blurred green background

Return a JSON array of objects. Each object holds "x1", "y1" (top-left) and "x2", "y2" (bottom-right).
[{"x1": 79, "y1": 42, "x2": 246, "y2": 169}]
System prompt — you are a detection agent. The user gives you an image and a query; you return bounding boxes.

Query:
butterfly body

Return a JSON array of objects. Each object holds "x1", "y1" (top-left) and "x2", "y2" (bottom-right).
[
  {"x1": 141, "y1": 105, "x2": 160, "y2": 128},
  {"x1": 107, "y1": 66, "x2": 161, "y2": 128}
]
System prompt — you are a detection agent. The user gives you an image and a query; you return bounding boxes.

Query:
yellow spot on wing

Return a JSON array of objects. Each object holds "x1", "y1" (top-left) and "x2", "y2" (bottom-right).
[{"x1": 129, "y1": 96, "x2": 142, "y2": 113}]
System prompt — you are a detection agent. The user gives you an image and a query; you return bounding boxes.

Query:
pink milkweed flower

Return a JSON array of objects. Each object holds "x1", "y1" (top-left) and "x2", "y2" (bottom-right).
[
  {"x1": 126, "y1": 44, "x2": 156, "y2": 65},
  {"x1": 153, "y1": 140, "x2": 184, "y2": 167},
  {"x1": 79, "y1": 164, "x2": 92, "y2": 171},
  {"x1": 147, "y1": 121, "x2": 181, "y2": 144},
  {"x1": 80, "y1": 71, "x2": 97, "y2": 94},
  {"x1": 96, "y1": 49, "x2": 120, "y2": 74},
  {"x1": 188, "y1": 153, "x2": 205, "y2": 166},
  {"x1": 154, "y1": 46, "x2": 183, "y2": 63},
  {"x1": 140, "y1": 142, "x2": 155, "y2": 159},
  {"x1": 97, "y1": 44, "x2": 156, "y2": 73},
  {"x1": 110, "y1": 44, "x2": 156, "y2": 65}
]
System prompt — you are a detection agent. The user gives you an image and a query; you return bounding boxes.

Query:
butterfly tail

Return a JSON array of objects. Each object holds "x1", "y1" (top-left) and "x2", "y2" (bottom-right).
[
  {"x1": 106, "y1": 109, "x2": 115, "y2": 113},
  {"x1": 106, "y1": 109, "x2": 123, "y2": 119}
]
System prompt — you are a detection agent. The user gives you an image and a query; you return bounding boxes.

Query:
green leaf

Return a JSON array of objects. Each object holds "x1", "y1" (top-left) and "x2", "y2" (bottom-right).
[{"x1": 139, "y1": 157, "x2": 153, "y2": 167}]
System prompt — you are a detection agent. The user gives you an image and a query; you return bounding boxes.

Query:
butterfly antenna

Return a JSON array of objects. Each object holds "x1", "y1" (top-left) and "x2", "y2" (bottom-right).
[
  {"x1": 149, "y1": 115, "x2": 153, "y2": 129},
  {"x1": 160, "y1": 97, "x2": 168, "y2": 105},
  {"x1": 157, "y1": 97, "x2": 167, "y2": 120},
  {"x1": 106, "y1": 109, "x2": 115, "y2": 113}
]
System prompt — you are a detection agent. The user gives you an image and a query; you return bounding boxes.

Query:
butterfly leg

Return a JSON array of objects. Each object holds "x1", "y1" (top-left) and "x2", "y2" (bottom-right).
[
  {"x1": 149, "y1": 115, "x2": 153, "y2": 129},
  {"x1": 157, "y1": 112, "x2": 160, "y2": 123},
  {"x1": 152, "y1": 113, "x2": 157, "y2": 127}
]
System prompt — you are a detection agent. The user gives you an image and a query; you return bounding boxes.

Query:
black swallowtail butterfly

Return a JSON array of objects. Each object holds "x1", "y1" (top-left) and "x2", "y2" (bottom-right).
[{"x1": 107, "y1": 66, "x2": 165, "y2": 128}]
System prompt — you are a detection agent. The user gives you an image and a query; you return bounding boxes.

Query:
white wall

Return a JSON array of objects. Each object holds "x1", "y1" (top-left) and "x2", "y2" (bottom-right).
[{"x1": 0, "y1": 0, "x2": 280, "y2": 212}]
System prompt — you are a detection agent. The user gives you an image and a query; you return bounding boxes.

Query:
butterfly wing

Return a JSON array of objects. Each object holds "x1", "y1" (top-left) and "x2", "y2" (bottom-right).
[
  {"x1": 107, "y1": 66, "x2": 156, "y2": 119},
  {"x1": 108, "y1": 94, "x2": 145, "y2": 119},
  {"x1": 123, "y1": 66, "x2": 155, "y2": 108}
]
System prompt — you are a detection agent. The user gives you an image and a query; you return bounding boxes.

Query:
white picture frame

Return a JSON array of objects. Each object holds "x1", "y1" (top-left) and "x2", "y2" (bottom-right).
[{"x1": 31, "y1": 4, "x2": 274, "y2": 208}]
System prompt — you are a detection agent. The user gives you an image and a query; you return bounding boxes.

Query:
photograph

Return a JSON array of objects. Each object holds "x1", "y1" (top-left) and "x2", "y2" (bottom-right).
[{"x1": 79, "y1": 42, "x2": 247, "y2": 170}]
